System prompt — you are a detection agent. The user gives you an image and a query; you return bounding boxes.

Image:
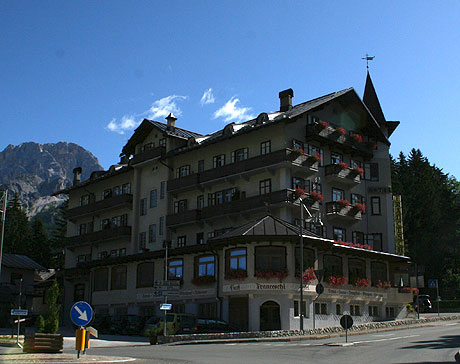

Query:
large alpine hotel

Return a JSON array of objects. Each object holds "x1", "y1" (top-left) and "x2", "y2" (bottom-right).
[{"x1": 61, "y1": 73, "x2": 412, "y2": 331}]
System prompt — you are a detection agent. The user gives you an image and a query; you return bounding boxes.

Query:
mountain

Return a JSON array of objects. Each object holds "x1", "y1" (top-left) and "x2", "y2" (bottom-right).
[{"x1": 0, "y1": 142, "x2": 103, "y2": 225}]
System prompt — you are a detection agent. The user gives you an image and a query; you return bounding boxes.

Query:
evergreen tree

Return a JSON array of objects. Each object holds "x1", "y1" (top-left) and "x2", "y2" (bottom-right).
[
  {"x1": 49, "y1": 199, "x2": 68, "y2": 269},
  {"x1": 30, "y1": 217, "x2": 51, "y2": 267},
  {"x1": 3, "y1": 195, "x2": 32, "y2": 255}
]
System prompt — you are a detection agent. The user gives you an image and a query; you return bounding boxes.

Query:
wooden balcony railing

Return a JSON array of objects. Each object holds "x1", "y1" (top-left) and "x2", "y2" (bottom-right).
[
  {"x1": 131, "y1": 146, "x2": 166, "y2": 165},
  {"x1": 67, "y1": 225, "x2": 132, "y2": 246},
  {"x1": 66, "y1": 194, "x2": 133, "y2": 221}
]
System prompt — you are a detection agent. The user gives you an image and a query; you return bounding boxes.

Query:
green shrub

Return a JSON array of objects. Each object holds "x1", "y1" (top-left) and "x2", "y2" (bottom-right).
[
  {"x1": 43, "y1": 280, "x2": 60, "y2": 334},
  {"x1": 35, "y1": 315, "x2": 45, "y2": 333}
]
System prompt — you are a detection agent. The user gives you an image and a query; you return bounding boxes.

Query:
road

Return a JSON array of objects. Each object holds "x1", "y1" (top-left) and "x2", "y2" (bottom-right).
[{"x1": 76, "y1": 320, "x2": 460, "y2": 364}]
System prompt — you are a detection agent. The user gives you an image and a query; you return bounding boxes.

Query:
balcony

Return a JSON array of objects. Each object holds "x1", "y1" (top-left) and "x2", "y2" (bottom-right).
[
  {"x1": 166, "y1": 189, "x2": 293, "y2": 227},
  {"x1": 131, "y1": 146, "x2": 166, "y2": 165},
  {"x1": 166, "y1": 149, "x2": 319, "y2": 193},
  {"x1": 67, "y1": 225, "x2": 132, "y2": 247},
  {"x1": 305, "y1": 123, "x2": 374, "y2": 158},
  {"x1": 325, "y1": 201, "x2": 362, "y2": 223},
  {"x1": 324, "y1": 164, "x2": 361, "y2": 186},
  {"x1": 66, "y1": 194, "x2": 133, "y2": 221}
]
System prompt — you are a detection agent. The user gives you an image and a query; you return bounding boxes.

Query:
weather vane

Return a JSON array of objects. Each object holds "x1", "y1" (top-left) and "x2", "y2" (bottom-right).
[{"x1": 362, "y1": 54, "x2": 375, "y2": 70}]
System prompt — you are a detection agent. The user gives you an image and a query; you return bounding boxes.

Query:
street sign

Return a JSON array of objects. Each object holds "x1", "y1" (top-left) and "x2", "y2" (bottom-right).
[
  {"x1": 153, "y1": 290, "x2": 180, "y2": 296},
  {"x1": 70, "y1": 301, "x2": 93, "y2": 327},
  {"x1": 153, "y1": 280, "x2": 180, "y2": 291},
  {"x1": 11, "y1": 309, "x2": 28, "y2": 316},
  {"x1": 315, "y1": 283, "x2": 324, "y2": 295},
  {"x1": 340, "y1": 314, "x2": 353, "y2": 330},
  {"x1": 314, "y1": 269, "x2": 324, "y2": 282},
  {"x1": 160, "y1": 303, "x2": 172, "y2": 311},
  {"x1": 428, "y1": 279, "x2": 438, "y2": 289}
]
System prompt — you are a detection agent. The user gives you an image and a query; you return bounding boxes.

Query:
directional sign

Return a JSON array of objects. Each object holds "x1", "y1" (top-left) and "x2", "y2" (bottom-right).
[
  {"x1": 340, "y1": 314, "x2": 353, "y2": 330},
  {"x1": 11, "y1": 309, "x2": 28, "y2": 316},
  {"x1": 70, "y1": 301, "x2": 93, "y2": 327},
  {"x1": 428, "y1": 279, "x2": 438, "y2": 289},
  {"x1": 153, "y1": 290, "x2": 180, "y2": 296},
  {"x1": 315, "y1": 283, "x2": 324, "y2": 295},
  {"x1": 160, "y1": 303, "x2": 172, "y2": 311},
  {"x1": 153, "y1": 280, "x2": 180, "y2": 291}
]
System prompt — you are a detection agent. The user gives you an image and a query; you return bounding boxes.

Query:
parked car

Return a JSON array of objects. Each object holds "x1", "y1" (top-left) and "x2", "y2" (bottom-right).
[
  {"x1": 413, "y1": 294, "x2": 432, "y2": 312},
  {"x1": 195, "y1": 319, "x2": 233, "y2": 333},
  {"x1": 144, "y1": 313, "x2": 197, "y2": 335}
]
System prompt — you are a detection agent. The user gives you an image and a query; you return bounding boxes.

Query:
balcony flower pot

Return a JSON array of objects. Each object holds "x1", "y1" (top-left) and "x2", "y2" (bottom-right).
[
  {"x1": 376, "y1": 280, "x2": 392, "y2": 289},
  {"x1": 291, "y1": 147, "x2": 305, "y2": 156},
  {"x1": 351, "y1": 133, "x2": 363, "y2": 143},
  {"x1": 318, "y1": 121, "x2": 329, "y2": 130},
  {"x1": 310, "y1": 192, "x2": 324, "y2": 203},
  {"x1": 302, "y1": 267, "x2": 317, "y2": 284},
  {"x1": 295, "y1": 187, "x2": 307, "y2": 199},
  {"x1": 335, "y1": 126, "x2": 347, "y2": 136},
  {"x1": 351, "y1": 166, "x2": 364, "y2": 176},
  {"x1": 255, "y1": 269, "x2": 288, "y2": 282},
  {"x1": 336, "y1": 199, "x2": 350, "y2": 208},
  {"x1": 353, "y1": 203, "x2": 366, "y2": 213},
  {"x1": 225, "y1": 269, "x2": 248, "y2": 280},
  {"x1": 354, "y1": 278, "x2": 371, "y2": 288},
  {"x1": 308, "y1": 153, "x2": 322, "y2": 164},
  {"x1": 191, "y1": 275, "x2": 216, "y2": 286},
  {"x1": 327, "y1": 275, "x2": 348, "y2": 287},
  {"x1": 336, "y1": 162, "x2": 349, "y2": 171}
]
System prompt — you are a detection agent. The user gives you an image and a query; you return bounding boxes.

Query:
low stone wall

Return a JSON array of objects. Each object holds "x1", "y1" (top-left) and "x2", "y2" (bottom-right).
[{"x1": 158, "y1": 315, "x2": 460, "y2": 344}]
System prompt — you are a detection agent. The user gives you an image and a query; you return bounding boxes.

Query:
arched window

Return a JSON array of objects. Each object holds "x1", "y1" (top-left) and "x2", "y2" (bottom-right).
[
  {"x1": 255, "y1": 246, "x2": 286, "y2": 272},
  {"x1": 371, "y1": 261, "x2": 387, "y2": 286},
  {"x1": 323, "y1": 255, "x2": 343, "y2": 278},
  {"x1": 295, "y1": 247, "x2": 315, "y2": 276},
  {"x1": 348, "y1": 258, "x2": 366, "y2": 285}
]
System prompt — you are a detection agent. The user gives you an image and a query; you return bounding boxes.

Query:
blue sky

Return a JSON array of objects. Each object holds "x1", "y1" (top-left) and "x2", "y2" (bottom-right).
[{"x1": 1, "y1": 1, "x2": 459, "y2": 179}]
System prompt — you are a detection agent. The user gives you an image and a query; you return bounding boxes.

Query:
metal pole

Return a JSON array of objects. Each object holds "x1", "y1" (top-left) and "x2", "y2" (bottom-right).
[
  {"x1": 17, "y1": 278, "x2": 22, "y2": 345},
  {"x1": 299, "y1": 197, "x2": 304, "y2": 331},
  {"x1": 415, "y1": 263, "x2": 420, "y2": 319},
  {"x1": 0, "y1": 190, "x2": 7, "y2": 280},
  {"x1": 163, "y1": 242, "x2": 168, "y2": 337},
  {"x1": 437, "y1": 282, "x2": 440, "y2": 317}
]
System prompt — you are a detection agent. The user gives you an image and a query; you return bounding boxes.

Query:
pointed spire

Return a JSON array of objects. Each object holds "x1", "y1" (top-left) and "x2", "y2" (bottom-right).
[{"x1": 363, "y1": 72, "x2": 386, "y2": 125}]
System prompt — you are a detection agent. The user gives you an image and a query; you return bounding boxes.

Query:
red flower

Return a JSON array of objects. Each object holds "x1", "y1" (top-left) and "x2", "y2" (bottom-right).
[
  {"x1": 292, "y1": 148, "x2": 305, "y2": 156},
  {"x1": 354, "y1": 203, "x2": 366, "y2": 212},
  {"x1": 319, "y1": 121, "x2": 329, "y2": 130},
  {"x1": 376, "y1": 280, "x2": 392, "y2": 289},
  {"x1": 354, "y1": 278, "x2": 371, "y2": 288},
  {"x1": 295, "y1": 187, "x2": 307, "y2": 198},
  {"x1": 351, "y1": 133, "x2": 363, "y2": 143},
  {"x1": 337, "y1": 161, "x2": 349, "y2": 170},
  {"x1": 336, "y1": 126, "x2": 347, "y2": 136},
  {"x1": 309, "y1": 153, "x2": 322, "y2": 163},
  {"x1": 337, "y1": 199, "x2": 350, "y2": 208},
  {"x1": 310, "y1": 192, "x2": 324, "y2": 202},
  {"x1": 302, "y1": 267, "x2": 316, "y2": 284},
  {"x1": 352, "y1": 166, "x2": 364, "y2": 176},
  {"x1": 256, "y1": 269, "x2": 288, "y2": 282},
  {"x1": 327, "y1": 275, "x2": 348, "y2": 287}
]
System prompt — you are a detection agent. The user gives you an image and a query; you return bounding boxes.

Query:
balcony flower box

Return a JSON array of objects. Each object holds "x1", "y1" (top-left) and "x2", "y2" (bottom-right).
[
  {"x1": 337, "y1": 199, "x2": 350, "y2": 208},
  {"x1": 336, "y1": 161, "x2": 349, "y2": 171},
  {"x1": 353, "y1": 203, "x2": 366, "y2": 213},
  {"x1": 302, "y1": 267, "x2": 317, "y2": 284},
  {"x1": 354, "y1": 278, "x2": 371, "y2": 288},
  {"x1": 351, "y1": 133, "x2": 363, "y2": 143},
  {"x1": 318, "y1": 121, "x2": 330, "y2": 130},
  {"x1": 255, "y1": 268, "x2": 288, "y2": 282},
  {"x1": 335, "y1": 126, "x2": 347, "y2": 136},
  {"x1": 292, "y1": 147, "x2": 305, "y2": 156},
  {"x1": 225, "y1": 269, "x2": 248, "y2": 281},
  {"x1": 351, "y1": 166, "x2": 364, "y2": 176},
  {"x1": 310, "y1": 192, "x2": 324, "y2": 202},
  {"x1": 308, "y1": 153, "x2": 322, "y2": 164},
  {"x1": 327, "y1": 275, "x2": 348, "y2": 287},
  {"x1": 335, "y1": 240, "x2": 372, "y2": 250},
  {"x1": 376, "y1": 280, "x2": 392, "y2": 289},
  {"x1": 192, "y1": 275, "x2": 216, "y2": 286},
  {"x1": 295, "y1": 187, "x2": 307, "y2": 199}
]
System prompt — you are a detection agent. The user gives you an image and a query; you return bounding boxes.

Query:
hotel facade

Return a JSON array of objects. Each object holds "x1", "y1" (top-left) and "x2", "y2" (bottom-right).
[{"x1": 62, "y1": 74, "x2": 412, "y2": 330}]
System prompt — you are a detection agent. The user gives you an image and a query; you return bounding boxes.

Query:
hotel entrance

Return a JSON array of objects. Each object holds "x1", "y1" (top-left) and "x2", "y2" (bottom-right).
[{"x1": 259, "y1": 300, "x2": 281, "y2": 331}]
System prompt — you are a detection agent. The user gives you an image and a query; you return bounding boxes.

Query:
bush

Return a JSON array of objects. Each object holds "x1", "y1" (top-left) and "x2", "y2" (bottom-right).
[
  {"x1": 43, "y1": 280, "x2": 60, "y2": 334},
  {"x1": 35, "y1": 315, "x2": 45, "y2": 333}
]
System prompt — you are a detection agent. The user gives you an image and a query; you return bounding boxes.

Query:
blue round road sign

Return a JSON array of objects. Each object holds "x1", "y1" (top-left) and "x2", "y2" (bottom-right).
[{"x1": 70, "y1": 301, "x2": 93, "y2": 327}]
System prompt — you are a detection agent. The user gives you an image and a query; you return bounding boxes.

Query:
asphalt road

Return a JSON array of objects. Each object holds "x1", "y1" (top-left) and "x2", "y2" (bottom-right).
[{"x1": 74, "y1": 320, "x2": 460, "y2": 364}]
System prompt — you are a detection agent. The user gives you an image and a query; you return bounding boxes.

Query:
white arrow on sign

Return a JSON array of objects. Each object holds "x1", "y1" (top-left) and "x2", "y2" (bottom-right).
[{"x1": 74, "y1": 305, "x2": 88, "y2": 322}]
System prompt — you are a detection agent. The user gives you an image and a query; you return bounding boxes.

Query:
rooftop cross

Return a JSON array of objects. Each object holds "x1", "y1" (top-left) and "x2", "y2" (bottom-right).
[{"x1": 362, "y1": 53, "x2": 375, "y2": 70}]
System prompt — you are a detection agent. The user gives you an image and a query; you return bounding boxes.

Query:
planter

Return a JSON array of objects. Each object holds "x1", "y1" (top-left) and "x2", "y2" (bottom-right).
[
  {"x1": 23, "y1": 333, "x2": 64, "y2": 353},
  {"x1": 149, "y1": 336, "x2": 158, "y2": 345}
]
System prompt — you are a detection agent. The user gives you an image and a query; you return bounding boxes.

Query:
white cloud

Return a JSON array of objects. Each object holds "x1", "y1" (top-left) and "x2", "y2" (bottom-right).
[
  {"x1": 106, "y1": 95, "x2": 187, "y2": 134},
  {"x1": 200, "y1": 88, "x2": 215, "y2": 105},
  {"x1": 213, "y1": 97, "x2": 254, "y2": 123}
]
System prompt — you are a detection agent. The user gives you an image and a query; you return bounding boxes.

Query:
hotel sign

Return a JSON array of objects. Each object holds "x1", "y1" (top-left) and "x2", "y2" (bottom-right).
[
  {"x1": 325, "y1": 287, "x2": 387, "y2": 301},
  {"x1": 136, "y1": 288, "x2": 214, "y2": 300},
  {"x1": 222, "y1": 283, "x2": 316, "y2": 293}
]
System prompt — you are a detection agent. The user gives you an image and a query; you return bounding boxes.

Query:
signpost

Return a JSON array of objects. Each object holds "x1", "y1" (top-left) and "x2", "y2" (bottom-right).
[
  {"x1": 428, "y1": 279, "x2": 440, "y2": 316},
  {"x1": 70, "y1": 301, "x2": 94, "y2": 358},
  {"x1": 160, "y1": 303, "x2": 172, "y2": 311},
  {"x1": 340, "y1": 314, "x2": 354, "y2": 343},
  {"x1": 11, "y1": 309, "x2": 28, "y2": 316}
]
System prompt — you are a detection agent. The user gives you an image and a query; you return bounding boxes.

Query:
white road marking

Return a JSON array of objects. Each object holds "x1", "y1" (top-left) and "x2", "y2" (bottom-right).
[{"x1": 352, "y1": 334, "x2": 420, "y2": 344}]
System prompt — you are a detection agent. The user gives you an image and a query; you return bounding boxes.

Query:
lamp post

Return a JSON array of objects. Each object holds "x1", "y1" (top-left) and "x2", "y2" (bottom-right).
[{"x1": 0, "y1": 190, "x2": 7, "y2": 280}]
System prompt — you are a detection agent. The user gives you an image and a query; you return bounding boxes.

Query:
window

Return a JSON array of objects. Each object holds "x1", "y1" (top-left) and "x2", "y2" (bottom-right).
[
  {"x1": 122, "y1": 183, "x2": 131, "y2": 194},
  {"x1": 226, "y1": 248, "x2": 247, "y2": 275},
  {"x1": 312, "y1": 181, "x2": 322, "y2": 194},
  {"x1": 160, "y1": 181, "x2": 166, "y2": 199},
  {"x1": 371, "y1": 197, "x2": 381, "y2": 215},
  {"x1": 199, "y1": 302, "x2": 217, "y2": 319},
  {"x1": 371, "y1": 262, "x2": 388, "y2": 285},
  {"x1": 140, "y1": 198, "x2": 147, "y2": 216},
  {"x1": 259, "y1": 179, "x2": 271, "y2": 195},
  {"x1": 148, "y1": 224, "x2": 157, "y2": 243},
  {"x1": 174, "y1": 200, "x2": 188, "y2": 213},
  {"x1": 150, "y1": 190, "x2": 158, "y2": 208},
  {"x1": 97, "y1": 251, "x2": 108, "y2": 260},
  {"x1": 143, "y1": 142, "x2": 155, "y2": 151},
  {"x1": 260, "y1": 141, "x2": 271, "y2": 155},
  {"x1": 330, "y1": 152, "x2": 342, "y2": 164},
  {"x1": 177, "y1": 235, "x2": 186, "y2": 247},
  {"x1": 350, "y1": 160, "x2": 362, "y2": 169},
  {"x1": 100, "y1": 218, "x2": 110, "y2": 230},
  {"x1": 386, "y1": 306, "x2": 395, "y2": 318},
  {"x1": 159, "y1": 216, "x2": 165, "y2": 236},
  {"x1": 292, "y1": 177, "x2": 308, "y2": 191},
  {"x1": 294, "y1": 247, "x2": 315, "y2": 275},
  {"x1": 364, "y1": 163, "x2": 379, "y2": 181},
  {"x1": 74, "y1": 283, "x2": 85, "y2": 302},
  {"x1": 137, "y1": 262, "x2": 154, "y2": 288},
  {"x1": 93, "y1": 268, "x2": 109, "y2": 291},
  {"x1": 197, "y1": 255, "x2": 215, "y2": 277},
  {"x1": 294, "y1": 300, "x2": 307, "y2": 317},
  {"x1": 111, "y1": 265, "x2": 127, "y2": 290},
  {"x1": 139, "y1": 232, "x2": 147, "y2": 250},
  {"x1": 102, "y1": 188, "x2": 112, "y2": 200},
  {"x1": 308, "y1": 145, "x2": 323, "y2": 166},
  {"x1": 197, "y1": 195, "x2": 204, "y2": 209},
  {"x1": 176, "y1": 165, "x2": 191, "y2": 178},
  {"x1": 323, "y1": 255, "x2": 343, "y2": 277},
  {"x1": 333, "y1": 227, "x2": 346, "y2": 241},
  {"x1": 315, "y1": 302, "x2": 328, "y2": 315},
  {"x1": 348, "y1": 258, "x2": 366, "y2": 285},
  {"x1": 111, "y1": 215, "x2": 121, "y2": 227},
  {"x1": 307, "y1": 114, "x2": 320, "y2": 124},
  {"x1": 351, "y1": 193, "x2": 364, "y2": 205},
  {"x1": 366, "y1": 233, "x2": 383, "y2": 251},
  {"x1": 79, "y1": 223, "x2": 87, "y2": 235},
  {"x1": 332, "y1": 188, "x2": 344, "y2": 201},
  {"x1": 168, "y1": 259, "x2": 183, "y2": 279},
  {"x1": 80, "y1": 195, "x2": 89, "y2": 206},
  {"x1": 231, "y1": 148, "x2": 248, "y2": 163},
  {"x1": 198, "y1": 159, "x2": 205, "y2": 172},
  {"x1": 350, "y1": 304, "x2": 361, "y2": 316},
  {"x1": 336, "y1": 303, "x2": 342, "y2": 315},
  {"x1": 159, "y1": 138, "x2": 166, "y2": 147},
  {"x1": 213, "y1": 154, "x2": 225, "y2": 168},
  {"x1": 352, "y1": 231, "x2": 364, "y2": 244},
  {"x1": 208, "y1": 188, "x2": 237, "y2": 206},
  {"x1": 196, "y1": 232, "x2": 204, "y2": 245},
  {"x1": 120, "y1": 214, "x2": 127, "y2": 226},
  {"x1": 255, "y1": 246, "x2": 286, "y2": 272},
  {"x1": 292, "y1": 139, "x2": 304, "y2": 150},
  {"x1": 369, "y1": 305, "x2": 379, "y2": 317}
]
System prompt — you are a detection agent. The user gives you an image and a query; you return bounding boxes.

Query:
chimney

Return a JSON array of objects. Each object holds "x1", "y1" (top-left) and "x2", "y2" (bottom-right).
[
  {"x1": 73, "y1": 167, "x2": 82, "y2": 185},
  {"x1": 166, "y1": 113, "x2": 177, "y2": 131},
  {"x1": 279, "y1": 88, "x2": 294, "y2": 112}
]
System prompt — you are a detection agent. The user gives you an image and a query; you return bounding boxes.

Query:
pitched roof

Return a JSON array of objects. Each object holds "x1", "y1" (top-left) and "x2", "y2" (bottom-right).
[
  {"x1": 363, "y1": 72, "x2": 386, "y2": 126},
  {"x1": 1, "y1": 253, "x2": 46, "y2": 271},
  {"x1": 209, "y1": 214, "x2": 321, "y2": 242}
]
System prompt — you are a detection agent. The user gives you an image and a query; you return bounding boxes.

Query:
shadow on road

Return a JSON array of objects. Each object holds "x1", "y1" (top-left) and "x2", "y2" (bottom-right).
[{"x1": 400, "y1": 334, "x2": 460, "y2": 350}]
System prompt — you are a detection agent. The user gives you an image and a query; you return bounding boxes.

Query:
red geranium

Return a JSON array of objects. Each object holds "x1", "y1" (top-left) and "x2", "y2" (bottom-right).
[
  {"x1": 319, "y1": 121, "x2": 329, "y2": 130},
  {"x1": 354, "y1": 278, "x2": 371, "y2": 288},
  {"x1": 310, "y1": 192, "x2": 324, "y2": 202},
  {"x1": 351, "y1": 133, "x2": 363, "y2": 143},
  {"x1": 354, "y1": 203, "x2": 366, "y2": 212},
  {"x1": 352, "y1": 166, "x2": 364, "y2": 176},
  {"x1": 337, "y1": 161, "x2": 349, "y2": 170},
  {"x1": 337, "y1": 199, "x2": 350, "y2": 208},
  {"x1": 336, "y1": 126, "x2": 347, "y2": 136}
]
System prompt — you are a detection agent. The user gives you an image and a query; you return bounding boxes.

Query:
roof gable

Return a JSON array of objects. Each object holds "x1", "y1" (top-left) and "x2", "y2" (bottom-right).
[
  {"x1": 363, "y1": 72, "x2": 386, "y2": 126},
  {"x1": 2, "y1": 253, "x2": 46, "y2": 271}
]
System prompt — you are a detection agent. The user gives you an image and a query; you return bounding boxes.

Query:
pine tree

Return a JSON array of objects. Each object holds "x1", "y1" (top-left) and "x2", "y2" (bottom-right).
[
  {"x1": 3, "y1": 195, "x2": 32, "y2": 255},
  {"x1": 49, "y1": 199, "x2": 68, "y2": 269},
  {"x1": 30, "y1": 217, "x2": 51, "y2": 267}
]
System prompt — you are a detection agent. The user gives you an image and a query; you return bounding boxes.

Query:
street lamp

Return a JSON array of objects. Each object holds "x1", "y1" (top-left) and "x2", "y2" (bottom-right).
[
  {"x1": 298, "y1": 194, "x2": 322, "y2": 331},
  {"x1": 0, "y1": 190, "x2": 7, "y2": 280}
]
